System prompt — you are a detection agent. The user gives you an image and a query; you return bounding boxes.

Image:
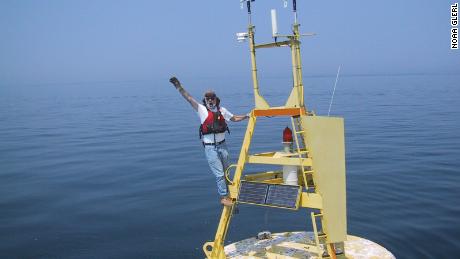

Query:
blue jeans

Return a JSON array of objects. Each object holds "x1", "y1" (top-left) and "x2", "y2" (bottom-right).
[{"x1": 204, "y1": 142, "x2": 230, "y2": 197}]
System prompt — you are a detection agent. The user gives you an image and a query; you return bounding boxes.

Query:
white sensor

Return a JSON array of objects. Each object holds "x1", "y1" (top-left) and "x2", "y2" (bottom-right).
[{"x1": 271, "y1": 9, "x2": 278, "y2": 37}]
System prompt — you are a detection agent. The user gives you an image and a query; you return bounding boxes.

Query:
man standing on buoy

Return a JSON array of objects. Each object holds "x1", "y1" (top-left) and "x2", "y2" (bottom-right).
[{"x1": 169, "y1": 77, "x2": 249, "y2": 206}]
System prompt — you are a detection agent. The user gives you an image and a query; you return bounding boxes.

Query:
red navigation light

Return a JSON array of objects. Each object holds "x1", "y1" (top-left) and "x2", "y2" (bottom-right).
[{"x1": 283, "y1": 127, "x2": 293, "y2": 143}]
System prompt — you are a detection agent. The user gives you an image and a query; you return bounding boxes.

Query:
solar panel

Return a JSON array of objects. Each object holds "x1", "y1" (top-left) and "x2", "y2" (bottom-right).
[
  {"x1": 265, "y1": 184, "x2": 300, "y2": 208},
  {"x1": 238, "y1": 181, "x2": 301, "y2": 209},
  {"x1": 238, "y1": 181, "x2": 269, "y2": 204}
]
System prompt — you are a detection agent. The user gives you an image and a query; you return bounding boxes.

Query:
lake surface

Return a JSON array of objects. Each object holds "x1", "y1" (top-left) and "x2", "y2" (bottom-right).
[{"x1": 1, "y1": 74, "x2": 459, "y2": 258}]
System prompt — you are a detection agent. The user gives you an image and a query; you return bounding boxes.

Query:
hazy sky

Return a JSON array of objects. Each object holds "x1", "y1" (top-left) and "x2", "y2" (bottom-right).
[{"x1": 0, "y1": 0, "x2": 458, "y2": 85}]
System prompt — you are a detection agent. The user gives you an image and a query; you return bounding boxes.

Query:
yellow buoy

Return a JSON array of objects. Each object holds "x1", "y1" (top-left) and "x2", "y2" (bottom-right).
[{"x1": 202, "y1": 1, "x2": 394, "y2": 258}]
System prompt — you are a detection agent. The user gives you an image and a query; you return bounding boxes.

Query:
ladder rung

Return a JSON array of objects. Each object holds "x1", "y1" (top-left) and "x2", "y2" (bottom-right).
[
  {"x1": 295, "y1": 130, "x2": 305, "y2": 134},
  {"x1": 314, "y1": 213, "x2": 323, "y2": 217},
  {"x1": 303, "y1": 170, "x2": 314, "y2": 174},
  {"x1": 318, "y1": 232, "x2": 327, "y2": 238}
]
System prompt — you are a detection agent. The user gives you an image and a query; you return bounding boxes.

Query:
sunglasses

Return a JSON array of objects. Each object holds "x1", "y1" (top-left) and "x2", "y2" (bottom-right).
[{"x1": 205, "y1": 95, "x2": 216, "y2": 101}]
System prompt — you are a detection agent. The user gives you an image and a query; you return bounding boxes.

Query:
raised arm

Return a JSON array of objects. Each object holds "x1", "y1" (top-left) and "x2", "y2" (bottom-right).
[{"x1": 169, "y1": 77, "x2": 199, "y2": 111}]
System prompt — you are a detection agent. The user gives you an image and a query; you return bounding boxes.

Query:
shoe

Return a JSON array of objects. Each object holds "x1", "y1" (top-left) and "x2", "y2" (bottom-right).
[{"x1": 220, "y1": 197, "x2": 234, "y2": 206}]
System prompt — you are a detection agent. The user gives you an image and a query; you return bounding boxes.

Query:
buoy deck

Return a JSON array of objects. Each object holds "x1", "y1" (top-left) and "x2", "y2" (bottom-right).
[{"x1": 224, "y1": 231, "x2": 395, "y2": 259}]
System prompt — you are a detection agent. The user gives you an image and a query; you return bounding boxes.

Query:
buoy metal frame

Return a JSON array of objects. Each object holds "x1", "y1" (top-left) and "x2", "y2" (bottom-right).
[{"x1": 203, "y1": 1, "x2": 346, "y2": 258}]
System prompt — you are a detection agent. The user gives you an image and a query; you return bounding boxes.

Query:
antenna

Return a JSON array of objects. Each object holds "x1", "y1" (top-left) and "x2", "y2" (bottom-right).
[
  {"x1": 271, "y1": 9, "x2": 278, "y2": 38},
  {"x1": 328, "y1": 65, "x2": 342, "y2": 116},
  {"x1": 240, "y1": 0, "x2": 255, "y2": 25},
  {"x1": 293, "y1": 0, "x2": 298, "y2": 24}
]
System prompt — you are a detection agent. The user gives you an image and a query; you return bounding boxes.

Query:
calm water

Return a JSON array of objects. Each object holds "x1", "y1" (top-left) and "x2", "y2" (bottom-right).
[{"x1": 1, "y1": 74, "x2": 459, "y2": 258}]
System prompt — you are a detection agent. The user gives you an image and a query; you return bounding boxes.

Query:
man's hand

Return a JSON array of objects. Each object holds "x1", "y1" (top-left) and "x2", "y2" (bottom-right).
[
  {"x1": 169, "y1": 77, "x2": 181, "y2": 88},
  {"x1": 169, "y1": 76, "x2": 198, "y2": 111},
  {"x1": 231, "y1": 114, "x2": 250, "y2": 122}
]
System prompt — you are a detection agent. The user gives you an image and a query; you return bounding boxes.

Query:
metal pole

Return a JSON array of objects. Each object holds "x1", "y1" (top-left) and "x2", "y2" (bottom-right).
[
  {"x1": 248, "y1": 26, "x2": 259, "y2": 106},
  {"x1": 293, "y1": 24, "x2": 304, "y2": 107}
]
